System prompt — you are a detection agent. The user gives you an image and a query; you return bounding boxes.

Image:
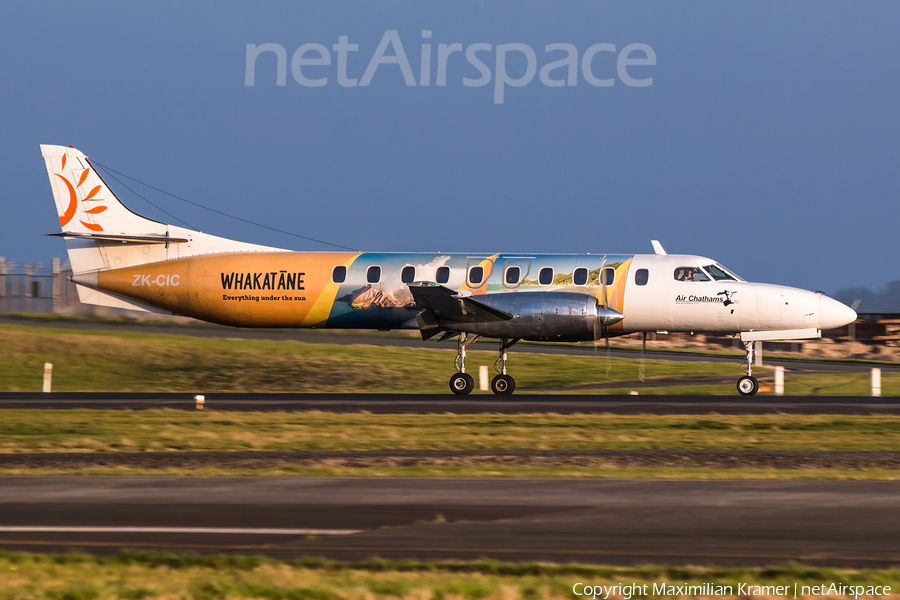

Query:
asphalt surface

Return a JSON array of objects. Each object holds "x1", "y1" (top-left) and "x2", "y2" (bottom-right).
[
  {"x1": 1, "y1": 477, "x2": 899, "y2": 567},
  {"x1": 1, "y1": 392, "x2": 898, "y2": 414},
  {"x1": 4, "y1": 450, "x2": 900, "y2": 470}
]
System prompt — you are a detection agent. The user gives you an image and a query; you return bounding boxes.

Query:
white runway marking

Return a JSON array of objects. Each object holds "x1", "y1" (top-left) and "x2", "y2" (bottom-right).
[{"x1": 0, "y1": 526, "x2": 361, "y2": 535}]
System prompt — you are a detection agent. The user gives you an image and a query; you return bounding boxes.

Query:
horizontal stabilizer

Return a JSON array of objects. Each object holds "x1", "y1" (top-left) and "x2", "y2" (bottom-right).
[{"x1": 46, "y1": 232, "x2": 189, "y2": 244}]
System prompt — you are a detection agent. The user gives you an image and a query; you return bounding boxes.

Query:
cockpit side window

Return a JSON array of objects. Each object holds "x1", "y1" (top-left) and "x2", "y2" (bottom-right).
[
  {"x1": 703, "y1": 264, "x2": 735, "y2": 282},
  {"x1": 674, "y1": 267, "x2": 710, "y2": 282}
]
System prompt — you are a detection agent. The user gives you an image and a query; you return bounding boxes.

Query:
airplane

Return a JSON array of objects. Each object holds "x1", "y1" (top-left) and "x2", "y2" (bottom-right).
[{"x1": 40, "y1": 144, "x2": 858, "y2": 396}]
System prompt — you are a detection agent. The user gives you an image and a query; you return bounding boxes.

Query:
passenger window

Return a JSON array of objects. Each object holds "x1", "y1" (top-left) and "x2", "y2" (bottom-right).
[
  {"x1": 505, "y1": 266, "x2": 520, "y2": 285},
  {"x1": 436, "y1": 266, "x2": 450, "y2": 284},
  {"x1": 674, "y1": 267, "x2": 710, "y2": 282},
  {"x1": 332, "y1": 265, "x2": 347, "y2": 284},
  {"x1": 573, "y1": 267, "x2": 588, "y2": 286},
  {"x1": 469, "y1": 266, "x2": 484, "y2": 285},
  {"x1": 367, "y1": 266, "x2": 381, "y2": 284},
  {"x1": 601, "y1": 267, "x2": 615, "y2": 286},
  {"x1": 539, "y1": 267, "x2": 553, "y2": 285},
  {"x1": 635, "y1": 268, "x2": 649, "y2": 286},
  {"x1": 401, "y1": 266, "x2": 415, "y2": 284}
]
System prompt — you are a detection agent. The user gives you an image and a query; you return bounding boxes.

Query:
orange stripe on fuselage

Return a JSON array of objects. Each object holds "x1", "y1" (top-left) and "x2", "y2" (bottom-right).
[{"x1": 460, "y1": 254, "x2": 499, "y2": 295}]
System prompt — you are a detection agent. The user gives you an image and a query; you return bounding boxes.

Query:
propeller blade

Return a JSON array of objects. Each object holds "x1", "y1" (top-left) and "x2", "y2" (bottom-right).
[
  {"x1": 605, "y1": 332, "x2": 612, "y2": 377},
  {"x1": 639, "y1": 331, "x2": 646, "y2": 382},
  {"x1": 595, "y1": 257, "x2": 615, "y2": 376},
  {"x1": 599, "y1": 256, "x2": 608, "y2": 308}
]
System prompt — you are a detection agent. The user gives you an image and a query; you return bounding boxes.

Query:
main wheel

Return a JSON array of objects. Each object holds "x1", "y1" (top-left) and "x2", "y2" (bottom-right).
[
  {"x1": 449, "y1": 373, "x2": 475, "y2": 395},
  {"x1": 490, "y1": 374, "x2": 516, "y2": 395},
  {"x1": 737, "y1": 375, "x2": 759, "y2": 396}
]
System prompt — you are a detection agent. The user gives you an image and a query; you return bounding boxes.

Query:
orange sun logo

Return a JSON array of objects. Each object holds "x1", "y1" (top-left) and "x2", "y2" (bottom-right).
[{"x1": 56, "y1": 153, "x2": 106, "y2": 231}]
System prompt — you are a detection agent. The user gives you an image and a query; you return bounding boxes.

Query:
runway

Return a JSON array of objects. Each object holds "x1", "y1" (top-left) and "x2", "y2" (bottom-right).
[
  {"x1": 1, "y1": 477, "x2": 899, "y2": 567},
  {"x1": 4, "y1": 449, "x2": 900, "y2": 471},
  {"x1": 1, "y1": 392, "x2": 898, "y2": 414}
]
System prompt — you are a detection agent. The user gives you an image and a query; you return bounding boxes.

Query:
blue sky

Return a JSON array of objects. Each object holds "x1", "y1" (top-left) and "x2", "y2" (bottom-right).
[{"x1": 2, "y1": 1, "x2": 898, "y2": 292}]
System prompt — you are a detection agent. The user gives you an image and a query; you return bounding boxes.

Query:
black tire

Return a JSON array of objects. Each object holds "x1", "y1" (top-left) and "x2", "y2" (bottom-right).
[
  {"x1": 737, "y1": 375, "x2": 759, "y2": 396},
  {"x1": 490, "y1": 374, "x2": 516, "y2": 395},
  {"x1": 449, "y1": 373, "x2": 475, "y2": 395}
]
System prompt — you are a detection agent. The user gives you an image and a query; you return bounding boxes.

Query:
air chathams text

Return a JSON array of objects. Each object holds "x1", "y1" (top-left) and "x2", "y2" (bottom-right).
[{"x1": 245, "y1": 30, "x2": 656, "y2": 104}]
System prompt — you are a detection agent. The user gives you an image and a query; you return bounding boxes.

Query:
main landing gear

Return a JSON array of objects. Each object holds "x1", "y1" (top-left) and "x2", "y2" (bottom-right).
[
  {"x1": 491, "y1": 338, "x2": 519, "y2": 395},
  {"x1": 737, "y1": 340, "x2": 760, "y2": 396},
  {"x1": 448, "y1": 334, "x2": 521, "y2": 395},
  {"x1": 449, "y1": 333, "x2": 478, "y2": 395}
]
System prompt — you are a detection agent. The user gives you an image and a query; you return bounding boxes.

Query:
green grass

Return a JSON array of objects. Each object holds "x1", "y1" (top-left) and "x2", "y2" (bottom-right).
[
  {"x1": 1, "y1": 322, "x2": 897, "y2": 394},
  {"x1": 0, "y1": 550, "x2": 896, "y2": 599},
  {"x1": 6, "y1": 409, "x2": 900, "y2": 478},
  {"x1": 0, "y1": 323, "x2": 745, "y2": 393},
  {"x1": 10, "y1": 309, "x2": 900, "y2": 366},
  {"x1": 4, "y1": 411, "x2": 900, "y2": 453}
]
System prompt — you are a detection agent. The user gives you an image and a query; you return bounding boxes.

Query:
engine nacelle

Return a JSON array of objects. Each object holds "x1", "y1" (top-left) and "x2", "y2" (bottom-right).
[{"x1": 454, "y1": 292, "x2": 623, "y2": 342}]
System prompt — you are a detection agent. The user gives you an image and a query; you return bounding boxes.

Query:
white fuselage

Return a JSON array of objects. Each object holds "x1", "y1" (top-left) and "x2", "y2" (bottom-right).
[{"x1": 621, "y1": 254, "x2": 853, "y2": 339}]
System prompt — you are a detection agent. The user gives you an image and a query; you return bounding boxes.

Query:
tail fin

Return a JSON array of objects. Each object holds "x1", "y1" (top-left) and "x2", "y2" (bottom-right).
[
  {"x1": 41, "y1": 144, "x2": 173, "y2": 241},
  {"x1": 41, "y1": 144, "x2": 284, "y2": 311}
]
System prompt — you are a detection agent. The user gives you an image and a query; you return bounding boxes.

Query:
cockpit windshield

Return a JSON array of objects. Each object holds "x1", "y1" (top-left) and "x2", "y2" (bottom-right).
[
  {"x1": 703, "y1": 264, "x2": 735, "y2": 281},
  {"x1": 704, "y1": 263, "x2": 744, "y2": 282}
]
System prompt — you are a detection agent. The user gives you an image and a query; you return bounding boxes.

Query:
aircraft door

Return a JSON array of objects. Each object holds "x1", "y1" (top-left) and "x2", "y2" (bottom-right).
[{"x1": 621, "y1": 256, "x2": 670, "y2": 332}]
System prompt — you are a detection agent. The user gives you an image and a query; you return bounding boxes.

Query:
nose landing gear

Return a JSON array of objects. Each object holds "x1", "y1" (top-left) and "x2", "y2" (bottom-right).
[{"x1": 737, "y1": 340, "x2": 760, "y2": 396}]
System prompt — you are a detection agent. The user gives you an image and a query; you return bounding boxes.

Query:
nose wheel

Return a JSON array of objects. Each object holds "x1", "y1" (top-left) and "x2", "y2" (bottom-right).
[
  {"x1": 737, "y1": 375, "x2": 759, "y2": 396},
  {"x1": 737, "y1": 340, "x2": 759, "y2": 396}
]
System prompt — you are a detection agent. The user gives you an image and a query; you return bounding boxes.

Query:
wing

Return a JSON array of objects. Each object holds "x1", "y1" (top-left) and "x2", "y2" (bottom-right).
[{"x1": 408, "y1": 282, "x2": 512, "y2": 340}]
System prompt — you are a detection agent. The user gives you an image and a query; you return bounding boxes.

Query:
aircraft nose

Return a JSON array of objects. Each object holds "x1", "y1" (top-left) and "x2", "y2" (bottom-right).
[{"x1": 819, "y1": 295, "x2": 857, "y2": 331}]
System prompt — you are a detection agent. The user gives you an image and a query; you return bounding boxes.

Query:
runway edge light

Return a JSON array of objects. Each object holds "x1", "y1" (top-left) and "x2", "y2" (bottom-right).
[{"x1": 42, "y1": 363, "x2": 52, "y2": 394}]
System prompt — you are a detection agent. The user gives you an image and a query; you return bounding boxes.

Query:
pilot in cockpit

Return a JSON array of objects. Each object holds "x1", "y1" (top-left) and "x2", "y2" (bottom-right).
[{"x1": 676, "y1": 267, "x2": 709, "y2": 282}]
